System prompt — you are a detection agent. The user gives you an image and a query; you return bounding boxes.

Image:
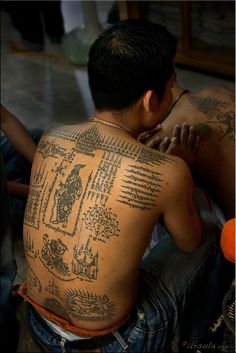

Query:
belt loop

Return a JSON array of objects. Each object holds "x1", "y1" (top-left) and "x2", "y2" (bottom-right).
[
  {"x1": 60, "y1": 337, "x2": 67, "y2": 353},
  {"x1": 112, "y1": 331, "x2": 128, "y2": 351}
]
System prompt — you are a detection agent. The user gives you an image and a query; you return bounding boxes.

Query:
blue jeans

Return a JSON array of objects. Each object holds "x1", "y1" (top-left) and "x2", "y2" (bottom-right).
[
  {"x1": 1, "y1": 129, "x2": 43, "y2": 233},
  {"x1": 26, "y1": 232, "x2": 218, "y2": 353}
]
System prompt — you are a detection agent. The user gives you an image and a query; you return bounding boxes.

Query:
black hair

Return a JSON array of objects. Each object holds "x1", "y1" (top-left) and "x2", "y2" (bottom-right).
[{"x1": 88, "y1": 19, "x2": 177, "y2": 112}]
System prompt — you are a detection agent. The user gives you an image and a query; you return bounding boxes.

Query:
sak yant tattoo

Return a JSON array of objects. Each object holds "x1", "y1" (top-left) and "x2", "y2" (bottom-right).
[
  {"x1": 43, "y1": 298, "x2": 70, "y2": 320},
  {"x1": 43, "y1": 161, "x2": 92, "y2": 236},
  {"x1": 46, "y1": 278, "x2": 60, "y2": 297},
  {"x1": 83, "y1": 205, "x2": 120, "y2": 242},
  {"x1": 118, "y1": 164, "x2": 163, "y2": 211},
  {"x1": 38, "y1": 139, "x2": 66, "y2": 159},
  {"x1": 190, "y1": 95, "x2": 235, "y2": 141},
  {"x1": 26, "y1": 267, "x2": 42, "y2": 293},
  {"x1": 50, "y1": 164, "x2": 85, "y2": 227},
  {"x1": 87, "y1": 151, "x2": 122, "y2": 206},
  {"x1": 24, "y1": 162, "x2": 48, "y2": 229},
  {"x1": 40, "y1": 234, "x2": 98, "y2": 282},
  {"x1": 41, "y1": 234, "x2": 70, "y2": 276},
  {"x1": 72, "y1": 239, "x2": 98, "y2": 280},
  {"x1": 64, "y1": 289, "x2": 116, "y2": 322},
  {"x1": 24, "y1": 230, "x2": 39, "y2": 259},
  {"x1": 50, "y1": 125, "x2": 102, "y2": 156}
]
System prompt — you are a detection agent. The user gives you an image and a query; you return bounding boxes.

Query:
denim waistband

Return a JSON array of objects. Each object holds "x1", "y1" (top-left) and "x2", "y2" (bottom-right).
[
  {"x1": 28, "y1": 302, "x2": 135, "y2": 351},
  {"x1": 19, "y1": 281, "x2": 131, "y2": 338}
]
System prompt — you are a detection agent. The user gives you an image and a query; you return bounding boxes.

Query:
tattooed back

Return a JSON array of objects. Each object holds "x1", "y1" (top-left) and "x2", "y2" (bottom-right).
[
  {"x1": 23, "y1": 121, "x2": 199, "y2": 330},
  {"x1": 159, "y1": 84, "x2": 235, "y2": 219}
]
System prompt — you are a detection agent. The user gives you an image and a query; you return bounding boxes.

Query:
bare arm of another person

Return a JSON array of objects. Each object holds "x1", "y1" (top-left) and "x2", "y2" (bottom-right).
[
  {"x1": 1, "y1": 104, "x2": 37, "y2": 163},
  {"x1": 162, "y1": 158, "x2": 202, "y2": 252}
]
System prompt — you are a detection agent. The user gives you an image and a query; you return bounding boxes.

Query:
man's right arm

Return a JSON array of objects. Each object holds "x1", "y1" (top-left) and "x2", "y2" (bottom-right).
[{"x1": 161, "y1": 158, "x2": 202, "y2": 252}]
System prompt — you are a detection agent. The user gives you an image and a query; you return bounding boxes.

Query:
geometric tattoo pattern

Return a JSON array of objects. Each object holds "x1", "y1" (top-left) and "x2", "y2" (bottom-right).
[{"x1": 64, "y1": 289, "x2": 116, "y2": 322}]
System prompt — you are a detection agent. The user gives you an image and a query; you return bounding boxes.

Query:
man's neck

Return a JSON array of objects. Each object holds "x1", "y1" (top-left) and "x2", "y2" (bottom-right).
[{"x1": 172, "y1": 82, "x2": 185, "y2": 100}]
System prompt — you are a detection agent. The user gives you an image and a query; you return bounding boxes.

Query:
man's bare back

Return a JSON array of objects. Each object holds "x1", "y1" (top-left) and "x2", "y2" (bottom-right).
[
  {"x1": 147, "y1": 83, "x2": 235, "y2": 220},
  {"x1": 23, "y1": 120, "x2": 200, "y2": 331}
]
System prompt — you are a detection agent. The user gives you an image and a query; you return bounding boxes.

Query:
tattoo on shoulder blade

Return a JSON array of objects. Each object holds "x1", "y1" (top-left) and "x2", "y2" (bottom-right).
[
  {"x1": 64, "y1": 289, "x2": 116, "y2": 322},
  {"x1": 38, "y1": 139, "x2": 67, "y2": 159},
  {"x1": 83, "y1": 205, "x2": 120, "y2": 243},
  {"x1": 117, "y1": 164, "x2": 164, "y2": 211},
  {"x1": 49, "y1": 125, "x2": 102, "y2": 156},
  {"x1": 190, "y1": 95, "x2": 235, "y2": 141}
]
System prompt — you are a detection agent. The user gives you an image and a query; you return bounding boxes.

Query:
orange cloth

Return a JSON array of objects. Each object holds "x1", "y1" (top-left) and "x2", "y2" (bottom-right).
[
  {"x1": 220, "y1": 218, "x2": 235, "y2": 263},
  {"x1": 18, "y1": 281, "x2": 130, "y2": 338}
]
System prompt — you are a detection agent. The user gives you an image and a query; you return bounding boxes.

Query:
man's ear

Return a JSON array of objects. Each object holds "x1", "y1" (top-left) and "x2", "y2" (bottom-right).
[{"x1": 143, "y1": 90, "x2": 158, "y2": 113}]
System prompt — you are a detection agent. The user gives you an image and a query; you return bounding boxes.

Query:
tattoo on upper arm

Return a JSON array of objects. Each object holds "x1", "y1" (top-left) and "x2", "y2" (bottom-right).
[
  {"x1": 64, "y1": 289, "x2": 116, "y2": 322},
  {"x1": 190, "y1": 95, "x2": 235, "y2": 141},
  {"x1": 83, "y1": 205, "x2": 120, "y2": 242},
  {"x1": 118, "y1": 164, "x2": 163, "y2": 211}
]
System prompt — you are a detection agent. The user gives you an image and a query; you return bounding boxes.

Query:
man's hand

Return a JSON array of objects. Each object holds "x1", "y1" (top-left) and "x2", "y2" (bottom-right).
[{"x1": 140, "y1": 122, "x2": 200, "y2": 166}]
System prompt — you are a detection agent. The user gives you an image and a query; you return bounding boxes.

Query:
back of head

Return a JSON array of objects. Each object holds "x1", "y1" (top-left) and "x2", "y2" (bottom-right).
[{"x1": 88, "y1": 19, "x2": 177, "y2": 112}]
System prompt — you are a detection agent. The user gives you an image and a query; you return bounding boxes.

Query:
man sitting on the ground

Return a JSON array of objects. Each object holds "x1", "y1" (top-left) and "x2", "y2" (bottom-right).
[{"x1": 19, "y1": 20, "x2": 220, "y2": 353}]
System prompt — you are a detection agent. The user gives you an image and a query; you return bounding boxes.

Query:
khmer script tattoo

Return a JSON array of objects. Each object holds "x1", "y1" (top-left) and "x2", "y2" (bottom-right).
[
  {"x1": 118, "y1": 164, "x2": 163, "y2": 211},
  {"x1": 190, "y1": 95, "x2": 235, "y2": 141},
  {"x1": 64, "y1": 289, "x2": 116, "y2": 322}
]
